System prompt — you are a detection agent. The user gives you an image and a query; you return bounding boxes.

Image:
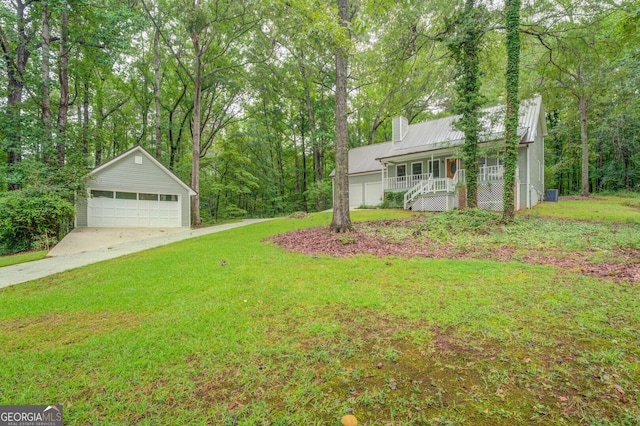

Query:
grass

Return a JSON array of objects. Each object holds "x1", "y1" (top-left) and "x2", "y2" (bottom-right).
[
  {"x1": 522, "y1": 194, "x2": 640, "y2": 223},
  {"x1": 0, "y1": 250, "x2": 47, "y2": 268},
  {"x1": 1, "y1": 208, "x2": 639, "y2": 425}
]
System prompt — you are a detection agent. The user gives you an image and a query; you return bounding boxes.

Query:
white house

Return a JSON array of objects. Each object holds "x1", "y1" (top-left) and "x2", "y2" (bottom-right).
[
  {"x1": 338, "y1": 96, "x2": 547, "y2": 212},
  {"x1": 75, "y1": 145, "x2": 196, "y2": 228}
]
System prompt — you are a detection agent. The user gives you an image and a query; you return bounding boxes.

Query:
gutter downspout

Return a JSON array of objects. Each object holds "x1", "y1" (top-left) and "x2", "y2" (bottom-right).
[{"x1": 526, "y1": 145, "x2": 531, "y2": 209}]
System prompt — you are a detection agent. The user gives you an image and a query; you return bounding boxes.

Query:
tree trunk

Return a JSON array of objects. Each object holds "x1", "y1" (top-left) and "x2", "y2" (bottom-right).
[
  {"x1": 579, "y1": 95, "x2": 589, "y2": 197},
  {"x1": 191, "y1": 39, "x2": 202, "y2": 226},
  {"x1": 3, "y1": 0, "x2": 32, "y2": 190},
  {"x1": 449, "y1": 0, "x2": 482, "y2": 209},
  {"x1": 154, "y1": 27, "x2": 162, "y2": 161},
  {"x1": 83, "y1": 81, "x2": 90, "y2": 160},
  {"x1": 41, "y1": 1, "x2": 53, "y2": 161},
  {"x1": 330, "y1": 0, "x2": 353, "y2": 233},
  {"x1": 57, "y1": 2, "x2": 69, "y2": 165},
  {"x1": 502, "y1": 0, "x2": 521, "y2": 220}
]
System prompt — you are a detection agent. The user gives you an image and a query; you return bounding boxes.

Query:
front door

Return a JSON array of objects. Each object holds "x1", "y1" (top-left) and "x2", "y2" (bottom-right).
[{"x1": 446, "y1": 158, "x2": 458, "y2": 179}]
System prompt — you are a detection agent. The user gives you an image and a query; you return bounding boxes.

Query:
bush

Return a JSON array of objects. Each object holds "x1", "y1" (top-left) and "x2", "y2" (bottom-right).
[
  {"x1": 382, "y1": 191, "x2": 406, "y2": 208},
  {"x1": 0, "y1": 187, "x2": 75, "y2": 254}
]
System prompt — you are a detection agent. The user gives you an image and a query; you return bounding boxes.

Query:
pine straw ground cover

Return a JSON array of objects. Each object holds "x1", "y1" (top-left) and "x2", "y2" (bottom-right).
[{"x1": 1, "y1": 206, "x2": 639, "y2": 425}]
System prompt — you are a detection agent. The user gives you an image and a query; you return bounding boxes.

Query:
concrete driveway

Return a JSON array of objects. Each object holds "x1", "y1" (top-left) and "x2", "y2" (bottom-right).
[{"x1": 0, "y1": 219, "x2": 272, "y2": 289}]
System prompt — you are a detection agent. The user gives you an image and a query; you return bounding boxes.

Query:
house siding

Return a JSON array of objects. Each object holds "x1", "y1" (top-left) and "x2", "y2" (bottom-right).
[
  {"x1": 518, "y1": 146, "x2": 528, "y2": 209},
  {"x1": 528, "y1": 119, "x2": 545, "y2": 206},
  {"x1": 78, "y1": 152, "x2": 192, "y2": 227},
  {"x1": 349, "y1": 172, "x2": 381, "y2": 186}
]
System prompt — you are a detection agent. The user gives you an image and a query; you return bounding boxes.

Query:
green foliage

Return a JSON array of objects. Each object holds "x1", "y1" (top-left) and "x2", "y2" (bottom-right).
[
  {"x1": 0, "y1": 187, "x2": 75, "y2": 254},
  {"x1": 502, "y1": 0, "x2": 521, "y2": 220},
  {"x1": 424, "y1": 208, "x2": 503, "y2": 234},
  {"x1": 382, "y1": 191, "x2": 406, "y2": 208},
  {"x1": 444, "y1": 0, "x2": 491, "y2": 208},
  {"x1": 304, "y1": 179, "x2": 333, "y2": 212}
]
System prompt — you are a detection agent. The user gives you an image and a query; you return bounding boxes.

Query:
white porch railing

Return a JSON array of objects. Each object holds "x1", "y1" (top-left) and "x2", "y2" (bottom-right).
[
  {"x1": 479, "y1": 165, "x2": 504, "y2": 181},
  {"x1": 384, "y1": 173, "x2": 432, "y2": 191},
  {"x1": 403, "y1": 171, "x2": 460, "y2": 209},
  {"x1": 403, "y1": 180, "x2": 431, "y2": 209}
]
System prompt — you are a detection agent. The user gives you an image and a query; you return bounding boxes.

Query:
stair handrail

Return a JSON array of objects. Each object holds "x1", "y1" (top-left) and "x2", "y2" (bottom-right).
[{"x1": 403, "y1": 173, "x2": 433, "y2": 209}]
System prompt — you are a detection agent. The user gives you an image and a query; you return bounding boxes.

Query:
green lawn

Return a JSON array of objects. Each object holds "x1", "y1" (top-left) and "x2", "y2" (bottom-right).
[
  {"x1": 0, "y1": 250, "x2": 47, "y2": 268},
  {"x1": 1, "y1": 208, "x2": 639, "y2": 425},
  {"x1": 522, "y1": 194, "x2": 640, "y2": 223}
]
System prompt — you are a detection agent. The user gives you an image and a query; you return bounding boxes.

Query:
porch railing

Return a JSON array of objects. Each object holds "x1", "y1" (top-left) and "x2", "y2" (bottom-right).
[
  {"x1": 403, "y1": 172, "x2": 459, "y2": 209},
  {"x1": 479, "y1": 165, "x2": 504, "y2": 181},
  {"x1": 384, "y1": 172, "x2": 432, "y2": 191},
  {"x1": 403, "y1": 180, "x2": 431, "y2": 209}
]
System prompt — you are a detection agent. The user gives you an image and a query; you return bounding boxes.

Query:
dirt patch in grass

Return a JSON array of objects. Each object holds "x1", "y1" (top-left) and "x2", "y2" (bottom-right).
[
  {"x1": 0, "y1": 311, "x2": 144, "y2": 350},
  {"x1": 268, "y1": 216, "x2": 640, "y2": 283},
  {"x1": 185, "y1": 305, "x2": 639, "y2": 424}
]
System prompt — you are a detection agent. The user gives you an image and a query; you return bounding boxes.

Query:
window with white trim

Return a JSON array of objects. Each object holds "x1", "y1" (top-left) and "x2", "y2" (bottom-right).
[
  {"x1": 411, "y1": 162, "x2": 422, "y2": 176},
  {"x1": 397, "y1": 164, "x2": 406, "y2": 178},
  {"x1": 428, "y1": 160, "x2": 440, "y2": 178}
]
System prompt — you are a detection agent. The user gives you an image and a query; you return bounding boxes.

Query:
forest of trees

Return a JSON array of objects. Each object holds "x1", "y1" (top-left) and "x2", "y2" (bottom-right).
[{"x1": 1, "y1": 0, "x2": 639, "y2": 250}]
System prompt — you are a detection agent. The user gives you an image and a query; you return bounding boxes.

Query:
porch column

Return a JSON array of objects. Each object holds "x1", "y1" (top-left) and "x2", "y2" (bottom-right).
[{"x1": 430, "y1": 153, "x2": 434, "y2": 178}]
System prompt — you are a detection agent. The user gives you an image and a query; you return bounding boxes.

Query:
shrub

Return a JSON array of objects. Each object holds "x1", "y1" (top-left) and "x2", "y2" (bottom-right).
[
  {"x1": 382, "y1": 191, "x2": 406, "y2": 208},
  {"x1": 0, "y1": 187, "x2": 75, "y2": 254}
]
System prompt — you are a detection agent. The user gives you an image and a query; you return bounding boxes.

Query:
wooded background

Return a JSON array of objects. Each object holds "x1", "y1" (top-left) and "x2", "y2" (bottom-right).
[{"x1": 1, "y1": 0, "x2": 638, "y2": 226}]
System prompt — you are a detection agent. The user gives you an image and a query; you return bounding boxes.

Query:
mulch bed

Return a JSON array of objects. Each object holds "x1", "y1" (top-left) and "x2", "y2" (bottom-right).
[{"x1": 268, "y1": 221, "x2": 640, "y2": 284}]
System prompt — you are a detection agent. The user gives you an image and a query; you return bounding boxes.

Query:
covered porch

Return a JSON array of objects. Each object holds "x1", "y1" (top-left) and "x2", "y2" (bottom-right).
[{"x1": 383, "y1": 164, "x2": 505, "y2": 193}]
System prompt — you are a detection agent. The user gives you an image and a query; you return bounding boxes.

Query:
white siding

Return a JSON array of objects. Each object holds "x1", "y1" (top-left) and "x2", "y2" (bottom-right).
[
  {"x1": 77, "y1": 149, "x2": 192, "y2": 227},
  {"x1": 349, "y1": 184, "x2": 364, "y2": 207},
  {"x1": 365, "y1": 182, "x2": 383, "y2": 206}
]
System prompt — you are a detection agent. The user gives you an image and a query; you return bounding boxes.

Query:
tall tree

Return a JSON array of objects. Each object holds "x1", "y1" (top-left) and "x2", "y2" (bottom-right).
[
  {"x1": 444, "y1": 0, "x2": 488, "y2": 208},
  {"x1": 0, "y1": 0, "x2": 37, "y2": 189},
  {"x1": 330, "y1": 0, "x2": 352, "y2": 232},
  {"x1": 143, "y1": 0, "x2": 260, "y2": 226},
  {"x1": 526, "y1": 1, "x2": 620, "y2": 196},
  {"x1": 502, "y1": 0, "x2": 521, "y2": 220},
  {"x1": 56, "y1": 0, "x2": 70, "y2": 165},
  {"x1": 40, "y1": 0, "x2": 53, "y2": 161}
]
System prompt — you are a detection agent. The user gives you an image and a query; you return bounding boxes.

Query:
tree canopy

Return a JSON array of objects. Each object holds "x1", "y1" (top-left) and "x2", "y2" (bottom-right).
[{"x1": 1, "y1": 0, "x2": 638, "y2": 237}]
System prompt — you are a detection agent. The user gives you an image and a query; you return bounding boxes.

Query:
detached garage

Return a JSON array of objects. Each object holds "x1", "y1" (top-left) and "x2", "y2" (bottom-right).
[{"x1": 76, "y1": 146, "x2": 196, "y2": 228}]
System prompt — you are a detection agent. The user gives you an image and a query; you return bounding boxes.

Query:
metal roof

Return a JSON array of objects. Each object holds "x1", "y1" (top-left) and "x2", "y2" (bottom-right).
[{"x1": 343, "y1": 96, "x2": 545, "y2": 174}]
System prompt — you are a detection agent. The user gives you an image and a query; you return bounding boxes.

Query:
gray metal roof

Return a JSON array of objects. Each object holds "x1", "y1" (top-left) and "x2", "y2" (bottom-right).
[{"x1": 342, "y1": 96, "x2": 545, "y2": 174}]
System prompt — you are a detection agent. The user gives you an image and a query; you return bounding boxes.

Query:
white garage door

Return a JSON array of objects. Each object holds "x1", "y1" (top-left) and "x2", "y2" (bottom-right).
[
  {"x1": 365, "y1": 182, "x2": 383, "y2": 206},
  {"x1": 349, "y1": 184, "x2": 363, "y2": 207},
  {"x1": 88, "y1": 191, "x2": 181, "y2": 227}
]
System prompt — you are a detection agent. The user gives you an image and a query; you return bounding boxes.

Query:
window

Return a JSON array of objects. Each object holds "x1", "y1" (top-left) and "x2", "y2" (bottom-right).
[
  {"x1": 428, "y1": 160, "x2": 440, "y2": 178},
  {"x1": 160, "y1": 194, "x2": 178, "y2": 202},
  {"x1": 397, "y1": 164, "x2": 406, "y2": 178},
  {"x1": 116, "y1": 192, "x2": 137, "y2": 200},
  {"x1": 91, "y1": 190, "x2": 113, "y2": 198},
  {"x1": 411, "y1": 162, "x2": 422, "y2": 176},
  {"x1": 139, "y1": 193, "x2": 159, "y2": 201},
  {"x1": 498, "y1": 151, "x2": 505, "y2": 166}
]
